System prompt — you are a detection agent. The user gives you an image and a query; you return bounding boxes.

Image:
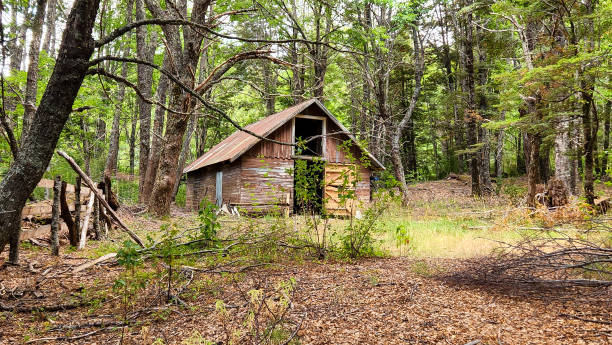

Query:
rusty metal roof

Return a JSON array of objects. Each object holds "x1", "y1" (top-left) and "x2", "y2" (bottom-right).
[{"x1": 183, "y1": 99, "x2": 384, "y2": 173}]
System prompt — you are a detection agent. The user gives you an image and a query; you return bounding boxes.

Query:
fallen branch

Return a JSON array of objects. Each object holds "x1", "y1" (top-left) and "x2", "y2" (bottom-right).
[
  {"x1": 0, "y1": 301, "x2": 87, "y2": 313},
  {"x1": 57, "y1": 150, "x2": 144, "y2": 247},
  {"x1": 25, "y1": 327, "x2": 109, "y2": 343},
  {"x1": 73, "y1": 252, "x2": 117, "y2": 273}
]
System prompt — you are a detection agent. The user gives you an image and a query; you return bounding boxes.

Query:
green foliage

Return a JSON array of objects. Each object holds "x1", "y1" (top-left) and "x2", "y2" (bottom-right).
[{"x1": 196, "y1": 199, "x2": 220, "y2": 243}]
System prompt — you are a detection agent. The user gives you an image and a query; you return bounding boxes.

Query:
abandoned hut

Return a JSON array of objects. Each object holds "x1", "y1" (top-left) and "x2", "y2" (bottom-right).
[{"x1": 183, "y1": 99, "x2": 384, "y2": 215}]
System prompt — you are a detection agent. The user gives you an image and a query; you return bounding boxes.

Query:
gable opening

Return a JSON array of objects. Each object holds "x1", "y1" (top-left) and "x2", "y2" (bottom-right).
[{"x1": 294, "y1": 117, "x2": 324, "y2": 157}]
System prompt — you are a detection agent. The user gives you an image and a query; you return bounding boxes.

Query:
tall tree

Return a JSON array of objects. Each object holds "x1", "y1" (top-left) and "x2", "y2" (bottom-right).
[
  {"x1": 135, "y1": 0, "x2": 156, "y2": 202},
  {"x1": 21, "y1": 0, "x2": 47, "y2": 143},
  {"x1": 0, "y1": 0, "x2": 101, "y2": 263}
]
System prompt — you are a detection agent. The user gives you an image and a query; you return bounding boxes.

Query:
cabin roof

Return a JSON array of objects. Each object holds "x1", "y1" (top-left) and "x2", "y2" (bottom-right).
[{"x1": 183, "y1": 99, "x2": 384, "y2": 173}]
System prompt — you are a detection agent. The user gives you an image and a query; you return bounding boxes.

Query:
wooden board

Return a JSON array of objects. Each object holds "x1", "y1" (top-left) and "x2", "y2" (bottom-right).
[
  {"x1": 20, "y1": 222, "x2": 68, "y2": 241},
  {"x1": 37, "y1": 178, "x2": 91, "y2": 198},
  {"x1": 324, "y1": 163, "x2": 357, "y2": 216}
]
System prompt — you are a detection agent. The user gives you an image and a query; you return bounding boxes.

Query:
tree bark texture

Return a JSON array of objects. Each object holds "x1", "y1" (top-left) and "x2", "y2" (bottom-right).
[
  {"x1": 602, "y1": 101, "x2": 611, "y2": 180},
  {"x1": 136, "y1": 0, "x2": 156, "y2": 202},
  {"x1": 21, "y1": 0, "x2": 47, "y2": 144},
  {"x1": 50, "y1": 175, "x2": 61, "y2": 256},
  {"x1": 146, "y1": 0, "x2": 211, "y2": 216},
  {"x1": 460, "y1": 1, "x2": 480, "y2": 196},
  {"x1": 60, "y1": 181, "x2": 78, "y2": 247},
  {"x1": 141, "y1": 52, "x2": 171, "y2": 200},
  {"x1": 554, "y1": 114, "x2": 572, "y2": 192},
  {"x1": 390, "y1": 24, "x2": 424, "y2": 204},
  {"x1": 41, "y1": 0, "x2": 57, "y2": 54},
  {"x1": 0, "y1": 0, "x2": 101, "y2": 262}
]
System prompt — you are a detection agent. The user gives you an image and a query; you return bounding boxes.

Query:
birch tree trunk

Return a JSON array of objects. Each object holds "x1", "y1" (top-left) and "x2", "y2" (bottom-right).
[
  {"x1": 390, "y1": 24, "x2": 424, "y2": 204},
  {"x1": 554, "y1": 108, "x2": 572, "y2": 192},
  {"x1": 41, "y1": 0, "x2": 57, "y2": 54}
]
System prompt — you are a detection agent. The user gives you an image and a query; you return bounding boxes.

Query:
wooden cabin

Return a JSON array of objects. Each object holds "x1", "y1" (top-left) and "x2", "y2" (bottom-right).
[{"x1": 183, "y1": 99, "x2": 384, "y2": 215}]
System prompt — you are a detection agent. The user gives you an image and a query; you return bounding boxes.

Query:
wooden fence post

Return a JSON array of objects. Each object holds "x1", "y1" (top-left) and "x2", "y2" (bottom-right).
[
  {"x1": 93, "y1": 199, "x2": 100, "y2": 239},
  {"x1": 50, "y1": 176, "x2": 61, "y2": 256}
]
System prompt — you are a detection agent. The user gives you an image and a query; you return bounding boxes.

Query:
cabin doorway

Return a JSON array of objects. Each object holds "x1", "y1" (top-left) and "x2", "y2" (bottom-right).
[{"x1": 293, "y1": 159, "x2": 324, "y2": 214}]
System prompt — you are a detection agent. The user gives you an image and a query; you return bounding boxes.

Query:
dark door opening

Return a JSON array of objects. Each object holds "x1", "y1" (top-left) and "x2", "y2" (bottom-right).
[
  {"x1": 293, "y1": 159, "x2": 324, "y2": 214},
  {"x1": 294, "y1": 117, "x2": 323, "y2": 156}
]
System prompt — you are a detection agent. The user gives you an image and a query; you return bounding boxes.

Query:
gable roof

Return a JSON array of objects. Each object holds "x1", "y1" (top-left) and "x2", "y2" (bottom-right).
[{"x1": 183, "y1": 99, "x2": 384, "y2": 173}]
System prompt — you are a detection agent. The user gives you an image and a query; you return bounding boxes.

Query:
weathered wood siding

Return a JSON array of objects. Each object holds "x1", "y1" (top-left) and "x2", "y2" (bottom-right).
[
  {"x1": 221, "y1": 162, "x2": 242, "y2": 205},
  {"x1": 186, "y1": 168, "x2": 215, "y2": 210},
  {"x1": 239, "y1": 157, "x2": 294, "y2": 212},
  {"x1": 185, "y1": 161, "x2": 241, "y2": 210},
  {"x1": 245, "y1": 121, "x2": 293, "y2": 159},
  {"x1": 326, "y1": 121, "x2": 365, "y2": 165}
]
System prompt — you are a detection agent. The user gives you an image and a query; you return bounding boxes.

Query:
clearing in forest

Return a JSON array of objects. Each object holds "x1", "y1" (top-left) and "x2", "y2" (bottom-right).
[{"x1": 1, "y1": 177, "x2": 610, "y2": 344}]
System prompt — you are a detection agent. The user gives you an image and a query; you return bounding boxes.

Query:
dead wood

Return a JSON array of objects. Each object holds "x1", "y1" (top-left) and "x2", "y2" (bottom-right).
[
  {"x1": 25, "y1": 328, "x2": 109, "y2": 343},
  {"x1": 57, "y1": 150, "x2": 144, "y2": 247},
  {"x1": 97, "y1": 174, "x2": 119, "y2": 210},
  {"x1": 72, "y1": 252, "x2": 117, "y2": 273},
  {"x1": 78, "y1": 191, "x2": 95, "y2": 249},
  {"x1": 50, "y1": 176, "x2": 61, "y2": 256},
  {"x1": 0, "y1": 300, "x2": 87, "y2": 313},
  {"x1": 60, "y1": 181, "x2": 78, "y2": 246}
]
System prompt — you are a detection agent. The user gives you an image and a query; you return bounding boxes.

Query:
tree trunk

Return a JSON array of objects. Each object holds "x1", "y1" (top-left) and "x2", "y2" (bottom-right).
[
  {"x1": 461, "y1": 1, "x2": 480, "y2": 196},
  {"x1": 554, "y1": 114, "x2": 572, "y2": 191},
  {"x1": 9, "y1": 0, "x2": 31, "y2": 71},
  {"x1": 50, "y1": 175, "x2": 61, "y2": 256},
  {"x1": 141, "y1": 53, "x2": 171, "y2": 200},
  {"x1": 602, "y1": 100, "x2": 611, "y2": 180},
  {"x1": 105, "y1": 59, "x2": 128, "y2": 177},
  {"x1": 136, "y1": 0, "x2": 156, "y2": 202},
  {"x1": 477, "y1": 34, "x2": 492, "y2": 192},
  {"x1": 104, "y1": 0, "x2": 133, "y2": 177},
  {"x1": 0, "y1": 0, "x2": 100, "y2": 263},
  {"x1": 129, "y1": 103, "x2": 137, "y2": 177},
  {"x1": 539, "y1": 144, "x2": 550, "y2": 184},
  {"x1": 495, "y1": 112, "x2": 505, "y2": 194},
  {"x1": 41, "y1": 0, "x2": 57, "y2": 54},
  {"x1": 74, "y1": 176, "x2": 81, "y2": 245},
  {"x1": 582, "y1": 87, "x2": 596, "y2": 205},
  {"x1": 60, "y1": 181, "x2": 78, "y2": 247},
  {"x1": 526, "y1": 132, "x2": 541, "y2": 207},
  {"x1": 21, "y1": 0, "x2": 47, "y2": 144},
  {"x1": 172, "y1": 113, "x2": 198, "y2": 200},
  {"x1": 390, "y1": 24, "x2": 423, "y2": 204}
]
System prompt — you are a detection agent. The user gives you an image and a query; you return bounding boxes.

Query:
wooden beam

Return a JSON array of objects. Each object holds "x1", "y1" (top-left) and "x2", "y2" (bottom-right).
[{"x1": 57, "y1": 150, "x2": 145, "y2": 247}]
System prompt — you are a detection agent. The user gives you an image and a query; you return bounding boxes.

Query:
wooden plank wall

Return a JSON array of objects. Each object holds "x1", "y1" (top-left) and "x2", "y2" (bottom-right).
[
  {"x1": 221, "y1": 162, "x2": 241, "y2": 205},
  {"x1": 240, "y1": 157, "x2": 294, "y2": 212},
  {"x1": 185, "y1": 168, "x2": 216, "y2": 210},
  {"x1": 186, "y1": 161, "x2": 242, "y2": 210},
  {"x1": 245, "y1": 121, "x2": 293, "y2": 159}
]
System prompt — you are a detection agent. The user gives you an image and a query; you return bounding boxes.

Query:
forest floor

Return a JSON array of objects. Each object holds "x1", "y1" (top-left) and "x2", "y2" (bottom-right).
[{"x1": 1, "y1": 176, "x2": 611, "y2": 344}]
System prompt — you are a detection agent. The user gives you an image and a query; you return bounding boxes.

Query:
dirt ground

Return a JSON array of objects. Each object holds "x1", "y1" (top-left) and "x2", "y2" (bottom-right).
[
  {"x1": 1, "y1": 176, "x2": 611, "y2": 344},
  {"x1": 0, "y1": 252, "x2": 610, "y2": 344}
]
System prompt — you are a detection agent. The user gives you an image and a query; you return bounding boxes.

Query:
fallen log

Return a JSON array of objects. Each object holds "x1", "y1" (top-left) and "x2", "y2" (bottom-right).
[
  {"x1": 57, "y1": 150, "x2": 144, "y2": 247},
  {"x1": 72, "y1": 252, "x2": 117, "y2": 273}
]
